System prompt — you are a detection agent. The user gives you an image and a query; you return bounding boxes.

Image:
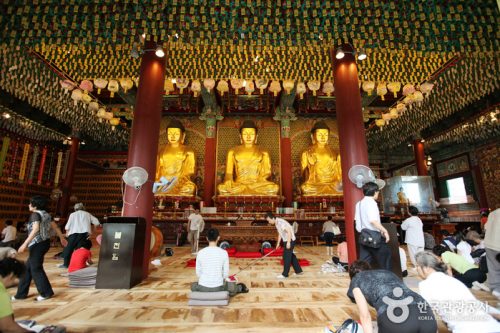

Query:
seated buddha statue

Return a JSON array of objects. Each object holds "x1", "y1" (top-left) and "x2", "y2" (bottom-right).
[
  {"x1": 155, "y1": 119, "x2": 196, "y2": 196},
  {"x1": 397, "y1": 187, "x2": 409, "y2": 204},
  {"x1": 300, "y1": 121, "x2": 342, "y2": 196},
  {"x1": 217, "y1": 120, "x2": 279, "y2": 196}
]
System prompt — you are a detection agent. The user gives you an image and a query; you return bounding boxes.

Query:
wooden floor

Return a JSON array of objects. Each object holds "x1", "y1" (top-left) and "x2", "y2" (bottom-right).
[{"x1": 8, "y1": 244, "x2": 498, "y2": 333}]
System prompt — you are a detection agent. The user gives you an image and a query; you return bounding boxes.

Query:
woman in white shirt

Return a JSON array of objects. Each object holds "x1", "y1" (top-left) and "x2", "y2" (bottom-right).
[
  {"x1": 415, "y1": 251, "x2": 500, "y2": 333},
  {"x1": 400, "y1": 206, "x2": 424, "y2": 267},
  {"x1": 456, "y1": 232, "x2": 475, "y2": 264}
]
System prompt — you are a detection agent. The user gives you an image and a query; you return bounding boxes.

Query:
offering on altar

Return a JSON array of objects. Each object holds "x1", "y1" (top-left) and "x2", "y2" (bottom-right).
[
  {"x1": 300, "y1": 121, "x2": 342, "y2": 196},
  {"x1": 217, "y1": 120, "x2": 279, "y2": 196},
  {"x1": 155, "y1": 119, "x2": 196, "y2": 196}
]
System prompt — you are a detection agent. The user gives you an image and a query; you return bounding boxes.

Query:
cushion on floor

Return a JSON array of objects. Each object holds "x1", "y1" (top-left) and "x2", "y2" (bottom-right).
[
  {"x1": 234, "y1": 251, "x2": 262, "y2": 258},
  {"x1": 188, "y1": 299, "x2": 229, "y2": 306},
  {"x1": 189, "y1": 291, "x2": 229, "y2": 300},
  {"x1": 225, "y1": 247, "x2": 237, "y2": 255},
  {"x1": 186, "y1": 259, "x2": 196, "y2": 267},
  {"x1": 263, "y1": 248, "x2": 283, "y2": 256}
]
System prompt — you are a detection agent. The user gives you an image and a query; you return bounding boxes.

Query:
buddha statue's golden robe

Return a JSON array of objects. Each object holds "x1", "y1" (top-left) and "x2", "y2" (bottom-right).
[
  {"x1": 300, "y1": 128, "x2": 342, "y2": 196},
  {"x1": 218, "y1": 127, "x2": 279, "y2": 196},
  {"x1": 155, "y1": 127, "x2": 196, "y2": 196}
]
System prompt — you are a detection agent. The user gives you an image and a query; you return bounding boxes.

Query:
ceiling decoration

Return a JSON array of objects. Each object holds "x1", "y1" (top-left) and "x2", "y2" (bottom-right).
[
  {"x1": 1, "y1": 1, "x2": 497, "y2": 52},
  {"x1": 367, "y1": 53, "x2": 500, "y2": 150}
]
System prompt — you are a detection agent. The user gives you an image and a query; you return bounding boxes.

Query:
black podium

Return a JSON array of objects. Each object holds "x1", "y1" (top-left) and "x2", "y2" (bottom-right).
[
  {"x1": 96, "y1": 217, "x2": 146, "y2": 289},
  {"x1": 383, "y1": 222, "x2": 403, "y2": 278}
]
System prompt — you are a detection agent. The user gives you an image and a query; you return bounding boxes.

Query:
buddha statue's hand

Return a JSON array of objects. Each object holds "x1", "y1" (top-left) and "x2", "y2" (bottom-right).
[{"x1": 307, "y1": 154, "x2": 317, "y2": 165}]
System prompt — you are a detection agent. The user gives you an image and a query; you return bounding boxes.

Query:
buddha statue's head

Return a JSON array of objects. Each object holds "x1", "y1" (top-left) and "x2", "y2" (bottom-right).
[
  {"x1": 239, "y1": 120, "x2": 258, "y2": 146},
  {"x1": 166, "y1": 119, "x2": 186, "y2": 145},
  {"x1": 311, "y1": 121, "x2": 330, "y2": 146}
]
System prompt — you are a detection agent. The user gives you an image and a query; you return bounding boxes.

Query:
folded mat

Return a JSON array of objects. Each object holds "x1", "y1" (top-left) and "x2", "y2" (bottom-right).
[
  {"x1": 188, "y1": 299, "x2": 228, "y2": 306},
  {"x1": 68, "y1": 267, "x2": 97, "y2": 288},
  {"x1": 234, "y1": 251, "x2": 262, "y2": 258},
  {"x1": 189, "y1": 291, "x2": 229, "y2": 300}
]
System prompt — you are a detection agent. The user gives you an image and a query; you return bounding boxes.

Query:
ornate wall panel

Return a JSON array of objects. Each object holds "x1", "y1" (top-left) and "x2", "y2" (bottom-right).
[{"x1": 476, "y1": 145, "x2": 500, "y2": 209}]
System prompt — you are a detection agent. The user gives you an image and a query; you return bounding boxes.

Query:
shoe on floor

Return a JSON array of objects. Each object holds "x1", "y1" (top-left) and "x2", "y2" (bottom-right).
[
  {"x1": 238, "y1": 283, "x2": 249, "y2": 293},
  {"x1": 472, "y1": 281, "x2": 491, "y2": 292},
  {"x1": 57, "y1": 264, "x2": 68, "y2": 269},
  {"x1": 36, "y1": 295, "x2": 52, "y2": 302},
  {"x1": 11, "y1": 296, "x2": 22, "y2": 301},
  {"x1": 293, "y1": 272, "x2": 304, "y2": 276},
  {"x1": 276, "y1": 274, "x2": 287, "y2": 279}
]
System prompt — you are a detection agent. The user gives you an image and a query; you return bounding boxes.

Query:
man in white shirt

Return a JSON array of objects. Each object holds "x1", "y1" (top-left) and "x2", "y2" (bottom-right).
[
  {"x1": 484, "y1": 207, "x2": 500, "y2": 299},
  {"x1": 61, "y1": 203, "x2": 100, "y2": 269},
  {"x1": 266, "y1": 212, "x2": 303, "y2": 279},
  {"x1": 191, "y1": 228, "x2": 248, "y2": 296},
  {"x1": 0, "y1": 220, "x2": 17, "y2": 247},
  {"x1": 354, "y1": 182, "x2": 392, "y2": 270},
  {"x1": 187, "y1": 208, "x2": 205, "y2": 255}
]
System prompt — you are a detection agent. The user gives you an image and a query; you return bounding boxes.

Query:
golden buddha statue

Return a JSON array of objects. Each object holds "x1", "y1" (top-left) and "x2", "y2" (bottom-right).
[
  {"x1": 397, "y1": 187, "x2": 409, "y2": 204},
  {"x1": 155, "y1": 120, "x2": 196, "y2": 196},
  {"x1": 217, "y1": 120, "x2": 279, "y2": 196},
  {"x1": 300, "y1": 121, "x2": 342, "y2": 196}
]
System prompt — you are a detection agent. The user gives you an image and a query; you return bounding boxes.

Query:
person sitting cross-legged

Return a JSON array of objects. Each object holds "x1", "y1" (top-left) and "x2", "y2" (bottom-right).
[{"x1": 191, "y1": 228, "x2": 248, "y2": 296}]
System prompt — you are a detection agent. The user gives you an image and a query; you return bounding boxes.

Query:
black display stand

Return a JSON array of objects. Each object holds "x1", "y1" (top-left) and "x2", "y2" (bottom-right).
[
  {"x1": 96, "y1": 217, "x2": 146, "y2": 289},
  {"x1": 383, "y1": 222, "x2": 403, "y2": 279}
]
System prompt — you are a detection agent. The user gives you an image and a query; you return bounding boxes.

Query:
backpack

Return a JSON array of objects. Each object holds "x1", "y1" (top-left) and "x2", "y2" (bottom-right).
[{"x1": 35, "y1": 210, "x2": 52, "y2": 241}]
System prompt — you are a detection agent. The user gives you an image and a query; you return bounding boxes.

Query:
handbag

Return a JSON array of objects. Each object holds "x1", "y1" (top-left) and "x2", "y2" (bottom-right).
[{"x1": 357, "y1": 201, "x2": 382, "y2": 248}]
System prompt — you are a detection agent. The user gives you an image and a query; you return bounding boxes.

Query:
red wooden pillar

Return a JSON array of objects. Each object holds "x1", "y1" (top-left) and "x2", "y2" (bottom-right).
[
  {"x1": 333, "y1": 44, "x2": 369, "y2": 264},
  {"x1": 122, "y1": 40, "x2": 166, "y2": 279},
  {"x1": 413, "y1": 140, "x2": 428, "y2": 176},
  {"x1": 280, "y1": 119, "x2": 293, "y2": 206},
  {"x1": 58, "y1": 136, "x2": 79, "y2": 218},
  {"x1": 203, "y1": 118, "x2": 217, "y2": 206}
]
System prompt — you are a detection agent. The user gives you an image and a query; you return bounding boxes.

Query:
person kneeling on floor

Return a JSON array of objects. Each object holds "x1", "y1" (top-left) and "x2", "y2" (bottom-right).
[{"x1": 191, "y1": 228, "x2": 248, "y2": 296}]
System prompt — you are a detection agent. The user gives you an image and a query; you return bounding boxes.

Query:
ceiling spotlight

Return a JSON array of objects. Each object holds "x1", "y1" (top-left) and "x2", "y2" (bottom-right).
[
  {"x1": 155, "y1": 45, "x2": 165, "y2": 58},
  {"x1": 174, "y1": 33, "x2": 179, "y2": 39},
  {"x1": 407, "y1": 143, "x2": 412, "y2": 147},
  {"x1": 357, "y1": 49, "x2": 367, "y2": 61},
  {"x1": 2, "y1": 112, "x2": 11, "y2": 119},
  {"x1": 420, "y1": 138, "x2": 425, "y2": 143},
  {"x1": 242, "y1": 80, "x2": 247, "y2": 87},
  {"x1": 335, "y1": 47, "x2": 345, "y2": 59},
  {"x1": 171, "y1": 78, "x2": 177, "y2": 84}
]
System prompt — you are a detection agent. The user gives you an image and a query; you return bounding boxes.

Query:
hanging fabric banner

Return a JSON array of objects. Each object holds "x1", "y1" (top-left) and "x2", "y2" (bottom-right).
[
  {"x1": 46, "y1": 150, "x2": 55, "y2": 186},
  {"x1": 27, "y1": 145, "x2": 39, "y2": 184},
  {"x1": 54, "y1": 151, "x2": 63, "y2": 186},
  {"x1": 19, "y1": 143, "x2": 30, "y2": 181},
  {"x1": 0, "y1": 136, "x2": 11, "y2": 176},
  {"x1": 61, "y1": 149, "x2": 70, "y2": 180},
  {"x1": 8, "y1": 141, "x2": 19, "y2": 181},
  {"x1": 37, "y1": 146, "x2": 48, "y2": 185}
]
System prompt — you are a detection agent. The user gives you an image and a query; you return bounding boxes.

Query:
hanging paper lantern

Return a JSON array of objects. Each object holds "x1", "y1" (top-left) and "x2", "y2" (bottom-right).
[
  {"x1": 376, "y1": 82, "x2": 388, "y2": 101},
  {"x1": 94, "y1": 78, "x2": 108, "y2": 94},
  {"x1": 175, "y1": 78, "x2": 189, "y2": 94},
  {"x1": 97, "y1": 107, "x2": 106, "y2": 122},
  {"x1": 283, "y1": 80, "x2": 295, "y2": 94},
  {"x1": 70, "y1": 89, "x2": 83, "y2": 105},
  {"x1": 230, "y1": 79, "x2": 244, "y2": 94},
  {"x1": 389, "y1": 108, "x2": 399, "y2": 119},
  {"x1": 107, "y1": 80, "x2": 119, "y2": 97},
  {"x1": 387, "y1": 82, "x2": 401, "y2": 98},
  {"x1": 296, "y1": 82, "x2": 307, "y2": 99},
  {"x1": 413, "y1": 91, "x2": 424, "y2": 103},
  {"x1": 104, "y1": 111, "x2": 114, "y2": 120},
  {"x1": 419, "y1": 82, "x2": 435, "y2": 95},
  {"x1": 88, "y1": 101, "x2": 99, "y2": 112},
  {"x1": 216, "y1": 80, "x2": 229, "y2": 96},
  {"x1": 81, "y1": 93, "x2": 92, "y2": 104},
  {"x1": 255, "y1": 79, "x2": 269, "y2": 94},
  {"x1": 109, "y1": 117, "x2": 120, "y2": 130},
  {"x1": 79, "y1": 80, "x2": 93, "y2": 94},
  {"x1": 322, "y1": 81, "x2": 334, "y2": 96},
  {"x1": 269, "y1": 80, "x2": 282, "y2": 97},
  {"x1": 203, "y1": 78, "x2": 216, "y2": 92},
  {"x1": 362, "y1": 81, "x2": 376, "y2": 95},
  {"x1": 134, "y1": 77, "x2": 139, "y2": 88},
  {"x1": 164, "y1": 79, "x2": 175, "y2": 94},
  {"x1": 245, "y1": 80, "x2": 255, "y2": 95},
  {"x1": 382, "y1": 113, "x2": 392, "y2": 124},
  {"x1": 307, "y1": 81, "x2": 321, "y2": 96},
  {"x1": 191, "y1": 80, "x2": 202, "y2": 97},
  {"x1": 375, "y1": 119, "x2": 386, "y2": 127},
  {"x1": 396, "y1": 103, "x2": 406, "y2": 114},
  {"x1": 60, "y1": 80, "x2": 76, "y2": 93},
  {"x1": 402, "y1": 94, "x2": 414, "y2": 105},
  {"x1": 120, "y1": 78, "x2": 134, "y2": 93},
  {"x1": 402, "y1": 83, "x2": 415, "y2": 96}
]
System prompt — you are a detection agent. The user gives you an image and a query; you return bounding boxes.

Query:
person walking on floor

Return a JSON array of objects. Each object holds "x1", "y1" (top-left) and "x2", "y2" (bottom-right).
[
  {"x1": 322, "y1": 215, "x2": 340, "y2": 257},
  {"x1": 13, "y1": 196, "x2": 67, "y2": 301},
  {"x1": 401, "y1": 205, "x2": 425, "y2": 268},
  {"x1": 484, "y1": 207, "x2": 500, "y2": 299},
  {"x1": 187, "y1": 207, "x2": 205, "y2": 255},
  {"x1": 61, "y1": 203, "x2": 100, "y2": 269},
  {"x1": 266, "y1": 212, "x2": 303, "y2": 279},
  {"x1": 354, "y1": 182, "x2": 392, "y2": 271}
]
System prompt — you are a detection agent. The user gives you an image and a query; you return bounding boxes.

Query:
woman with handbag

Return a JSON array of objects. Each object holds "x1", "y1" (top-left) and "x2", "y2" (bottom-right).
[{"x1": 355, "y1": 182, "x2": 392, "y2": 271}]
